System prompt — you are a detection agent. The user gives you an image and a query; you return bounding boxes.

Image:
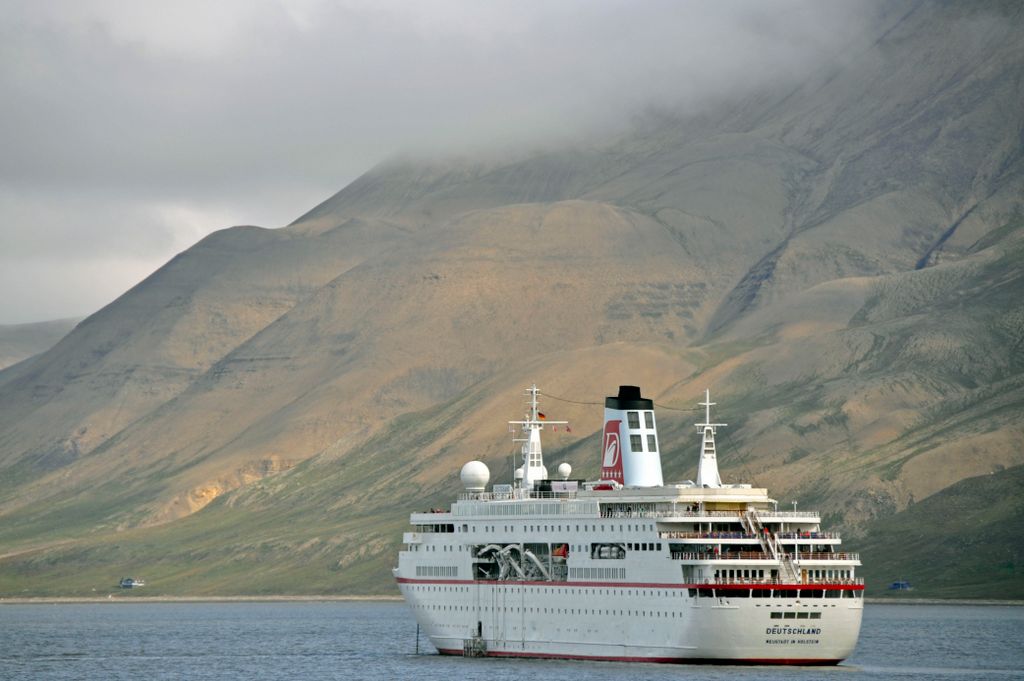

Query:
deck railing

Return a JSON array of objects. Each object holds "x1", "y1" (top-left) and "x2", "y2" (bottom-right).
[
  {"x1": 673, "y1": 551, "x2": 774, "y2": 561},
  {"x1": 757, "y1": 511, "x2": 821, "y2": 518},
  {"x1": 605, "y1": 510, "x2": 822, "y2": 520},
  {"x1": 794, "y1": 552, "x2": 860, "y2": 561},
  {"x1": 603, "y1": 510, "x2": 746, "y2": 519},
  {"x1": 452, "y1": 495, "x2": 826, "y2": 524},
  {"x1": 660, "y1": 532, "x2": 756, "y2": 540},
  {"x1": 673, "y1": 551, "x2": 859, "y2": 562},
  {"x1": 701, "y1": 577, "x2": 864, "y2": 586}
]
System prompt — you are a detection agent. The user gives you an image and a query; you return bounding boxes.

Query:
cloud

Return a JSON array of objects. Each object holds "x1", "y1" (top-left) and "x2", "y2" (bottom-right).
[
  {"x1": 0, "y1": 0, "x2": 879, "y2": 323},
  {"x1": 0, "y1": 187, "x2": 247, "y2": 323}
]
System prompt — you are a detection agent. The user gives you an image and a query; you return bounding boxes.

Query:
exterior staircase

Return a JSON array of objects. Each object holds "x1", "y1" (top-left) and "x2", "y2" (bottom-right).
[{"x1": 743, "y1": 510, "x2": 799, "y2": 583}]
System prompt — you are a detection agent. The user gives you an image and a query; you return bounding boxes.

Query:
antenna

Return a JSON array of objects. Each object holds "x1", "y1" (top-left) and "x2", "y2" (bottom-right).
[{"x1": 696, "y1": 389, "x2": 727, "y2": 431}]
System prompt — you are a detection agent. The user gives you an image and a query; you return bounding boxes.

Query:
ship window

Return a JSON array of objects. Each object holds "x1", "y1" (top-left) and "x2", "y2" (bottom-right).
[
  {"x1": 627, "y1": 411, "x2": 640, "y2": 429},
  {"x1": 797, "y1": 612, "x2": 809, "y2": 619},
  {"x1": 810, "y1": 612, "x2": 822, "y2": 619},
  {"x1": 647, "y1": 434, "x2": 657, "y2": 452},
  {"x1": 784, "y1": 612, "x2": 797, "y2": 619},
  {"x1": 630, "y1": 434, "x2": 643, "y2": 451}
]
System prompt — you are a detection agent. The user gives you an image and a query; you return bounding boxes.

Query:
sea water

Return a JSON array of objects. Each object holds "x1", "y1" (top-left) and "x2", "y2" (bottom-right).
[{"x1": 1, "y1": 601, "x2": 1021, "y2": 680}]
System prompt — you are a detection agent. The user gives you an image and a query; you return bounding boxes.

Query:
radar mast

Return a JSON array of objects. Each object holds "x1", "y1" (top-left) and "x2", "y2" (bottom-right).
[
  {"x1": 508, "y1": 384, "x2": 566, "y2": 491},
  {"x1": 695, "y1": 389, "x2": 726, "y2": 488}
]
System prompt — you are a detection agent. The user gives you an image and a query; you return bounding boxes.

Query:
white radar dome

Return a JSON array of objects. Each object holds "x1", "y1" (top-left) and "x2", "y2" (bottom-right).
[
  {"x1": 557, "y1": 462, "x2": 572, "y2": 480},
  {"x1": 460, "y1": 461, "x2": 490, "y2": 491},
  {"x1": 514, "y1": 467, "x2": 524, "y2": 481}
]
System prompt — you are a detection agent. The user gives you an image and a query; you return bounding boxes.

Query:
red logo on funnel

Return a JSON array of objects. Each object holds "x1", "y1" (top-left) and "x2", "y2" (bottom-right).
[{"x1": 601, "y1": 419, "x2": 624, "y2": 484}]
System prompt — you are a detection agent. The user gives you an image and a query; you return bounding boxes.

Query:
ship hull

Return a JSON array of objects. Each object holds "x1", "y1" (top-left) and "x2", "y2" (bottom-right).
[
  {"x1": 436, "y1": 650, "x2": 842, "y2": 665},
  {"x1": 399, "y1": 578, "x2": 863, "y2": 665}
]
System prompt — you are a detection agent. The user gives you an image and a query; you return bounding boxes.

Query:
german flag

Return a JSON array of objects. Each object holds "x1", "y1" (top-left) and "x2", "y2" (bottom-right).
[{"x1": 537, "y1": 412, "x2": 546, "y2": 420}]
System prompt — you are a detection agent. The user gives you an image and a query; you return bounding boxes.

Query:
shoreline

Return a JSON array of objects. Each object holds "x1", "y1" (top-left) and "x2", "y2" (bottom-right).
[
  {"x1": 1, "y1": 595, "x2": 1020, "y2": 606},
  {"x1": 0, "y1": 595, "x2": 404, "y2": 604},
  {"x1": 864, "y1": 597, "x2": 1023, "y2": 606}
]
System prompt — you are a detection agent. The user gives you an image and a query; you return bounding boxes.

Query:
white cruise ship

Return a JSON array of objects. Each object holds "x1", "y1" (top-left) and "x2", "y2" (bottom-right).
[{"x1": 394, "y1": 384, "x2": 864, "y2": 664}]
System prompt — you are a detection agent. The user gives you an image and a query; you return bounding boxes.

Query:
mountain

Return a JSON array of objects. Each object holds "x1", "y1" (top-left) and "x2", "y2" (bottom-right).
[
  {"x1": 0, "y1": 318, "x2": 79, "y2": 370},
  {"x1": 1, "y1": 0, "x2": 1022, "y2": 597}
]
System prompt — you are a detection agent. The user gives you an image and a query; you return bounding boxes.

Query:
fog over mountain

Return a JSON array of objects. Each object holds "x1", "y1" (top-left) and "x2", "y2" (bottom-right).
[
  {"x1": 0, "y1": 0, "x2": 1022, "y2": 598},
  {"x1": 1, "y1": 0, "x2": 873, "y2": 322}
]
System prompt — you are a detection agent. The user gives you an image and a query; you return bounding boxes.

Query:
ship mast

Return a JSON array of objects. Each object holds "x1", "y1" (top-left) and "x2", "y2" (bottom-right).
[
  {"x1": 695, "y1": 388, "x2": 726, "y2": 488},
  {"x1": 508, "y1": 384, "x2": 566, "y2": 491}
]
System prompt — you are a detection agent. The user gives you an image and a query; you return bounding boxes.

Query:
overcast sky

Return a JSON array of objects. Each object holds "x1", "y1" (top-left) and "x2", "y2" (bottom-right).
[{"x1": 0, "y1": 0, "x2": 876, "y2": 324}]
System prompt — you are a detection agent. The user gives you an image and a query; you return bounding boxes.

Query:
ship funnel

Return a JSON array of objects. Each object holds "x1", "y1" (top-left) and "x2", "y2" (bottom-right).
[{"x1": 601, "y1": 385, "x2": 663, "y2": 487}]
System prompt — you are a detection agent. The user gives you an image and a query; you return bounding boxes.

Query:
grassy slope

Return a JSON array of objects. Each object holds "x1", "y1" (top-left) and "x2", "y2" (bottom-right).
[
  {"x1": 858, "y1": 464, "x2": 1024, "y2": 599},
  {"x1": 0, "y1": 390, "x2": 480, "y2": 597}
]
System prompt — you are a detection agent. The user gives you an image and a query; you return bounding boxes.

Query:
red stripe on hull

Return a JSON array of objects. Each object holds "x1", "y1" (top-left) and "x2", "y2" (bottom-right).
[
  {"x1": 396, "y1": 577, "x2": 864, "y2": 591},
  {"x1": 437, "y1": 648, "x2": 841, "y2": 666}
]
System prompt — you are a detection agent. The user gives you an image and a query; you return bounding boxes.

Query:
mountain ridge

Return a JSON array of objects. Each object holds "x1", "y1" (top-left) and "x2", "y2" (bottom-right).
[{"x1": 0, "y1": 318, "x2": 80, "y2": 371}]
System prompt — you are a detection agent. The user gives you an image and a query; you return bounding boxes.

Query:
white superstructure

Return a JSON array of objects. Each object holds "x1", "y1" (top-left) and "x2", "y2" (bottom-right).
[{"x1": 395, "y1": 385, "x2": 864, "y2": 665}]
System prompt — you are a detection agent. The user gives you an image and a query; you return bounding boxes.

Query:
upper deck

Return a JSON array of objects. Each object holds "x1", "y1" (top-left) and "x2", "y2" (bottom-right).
[
  {"x1": 420, "y1": 482, "x2": 787, "y2": 521},
  {"x1": 399, "y1": 385, "x2": 861, "y2": 590}
]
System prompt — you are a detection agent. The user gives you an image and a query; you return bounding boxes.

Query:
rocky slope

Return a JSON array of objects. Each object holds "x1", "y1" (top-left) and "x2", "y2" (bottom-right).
[{"x1": 0, "y1": 0, "x2": 1022, "y2": 597}]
